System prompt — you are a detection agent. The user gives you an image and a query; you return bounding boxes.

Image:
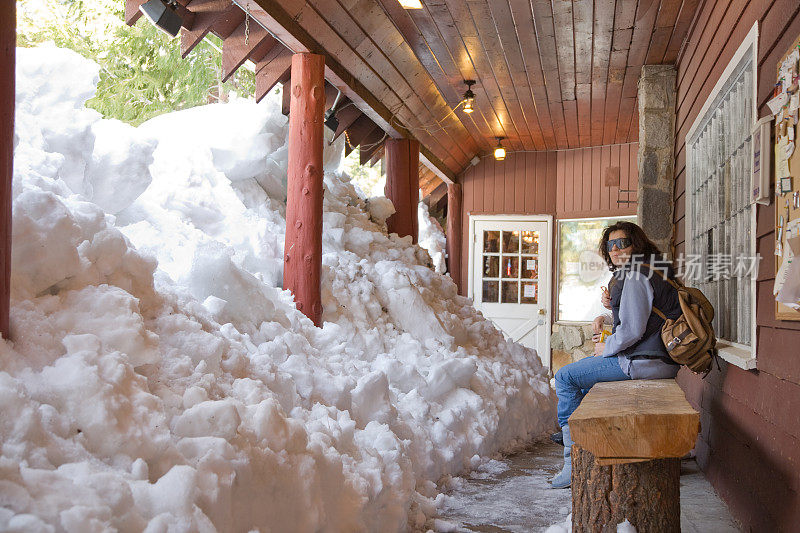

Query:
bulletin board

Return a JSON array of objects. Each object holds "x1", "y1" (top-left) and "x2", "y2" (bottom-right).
[{"x1": 772, "y1": 33, "x2": 800, "y2": 320}]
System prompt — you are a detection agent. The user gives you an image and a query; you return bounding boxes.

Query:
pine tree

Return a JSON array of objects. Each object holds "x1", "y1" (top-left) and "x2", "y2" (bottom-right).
[{"x1": 17, "y1": 0, "x2": 255, "y2": 125}]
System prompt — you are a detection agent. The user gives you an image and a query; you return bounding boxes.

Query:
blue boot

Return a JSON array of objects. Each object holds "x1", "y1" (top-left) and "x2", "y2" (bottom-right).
[{"x1": 550, "y1": 424, "x2": 572, "y2": 489}]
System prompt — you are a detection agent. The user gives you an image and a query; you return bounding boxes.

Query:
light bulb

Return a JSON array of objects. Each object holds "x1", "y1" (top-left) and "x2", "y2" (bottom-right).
[{"x1": 494, "y1": 146, "x2": 506, "y2": 161}]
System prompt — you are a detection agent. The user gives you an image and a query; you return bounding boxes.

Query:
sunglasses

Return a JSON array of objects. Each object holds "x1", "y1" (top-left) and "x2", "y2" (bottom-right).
[{"x1": 606, "y1": 237, "x2": 632, "y2": 251}]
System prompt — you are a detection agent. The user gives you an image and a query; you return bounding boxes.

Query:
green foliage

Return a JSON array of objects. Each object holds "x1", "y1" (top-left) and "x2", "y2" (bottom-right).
[
  {"x1": 17, "y1": 0, "x2": 255, "y2": 125},
  {"x1": 343, "y1": 148, "x2": 385, "y2": 197}
]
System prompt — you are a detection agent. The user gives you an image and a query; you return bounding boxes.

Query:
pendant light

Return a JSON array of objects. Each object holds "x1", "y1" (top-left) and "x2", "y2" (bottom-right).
[
  {"x1": 462, "y1": 80, "x2": 476, "y2": 114},
  {"x1": 494, "y1": 137, "x2": 506, "y2": 161}
]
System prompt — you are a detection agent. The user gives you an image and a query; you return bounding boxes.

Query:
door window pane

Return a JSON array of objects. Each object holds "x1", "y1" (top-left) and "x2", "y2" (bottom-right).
[
  {"x1": 521, "y1": 257, "x2": 538, "y2": 279},
  {"x1": 482, "y1": 281, "x2": 499, "y2": 303},
  {"x1": 501, "y1": 281, "x2": 519, "y2": 303},
  {"x1": 484, "y1": 231, "x2": 500, "y2": 252},
  {"x1": 521, "y1": 231, "x2": 539, "y2": 254},
  {"x1": 502, "y1": 231, "x2": 519, "y2": 253},
  {"x1": 501, "y1": 256, "x2": 519, "y2": 278},
  {"x1": 483, "y1": 255, "x2": 499, "y2": 278},
  {"x1": 521, "y1": 282, "x2": 538, "y2": 304}
]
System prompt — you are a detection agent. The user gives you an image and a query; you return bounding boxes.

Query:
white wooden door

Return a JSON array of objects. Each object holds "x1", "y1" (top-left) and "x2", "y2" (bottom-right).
[{"x1": 469, "y1": 216, "x2": 552, "y2": 368}]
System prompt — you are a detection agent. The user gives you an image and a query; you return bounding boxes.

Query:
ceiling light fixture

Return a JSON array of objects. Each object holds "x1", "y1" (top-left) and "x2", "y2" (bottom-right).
[
  {"x1": 398, "y1": 0, "x2": 423, "y2": 8},
  {"x1": 462, "y1": 80, "x2": 476, "y2": 114},
  {"x1": 494, "y1": 137, "x2": 506, "y2": 161},
  {"x1": 139, "y1": 0, "x2": 183, "y2": 37}
]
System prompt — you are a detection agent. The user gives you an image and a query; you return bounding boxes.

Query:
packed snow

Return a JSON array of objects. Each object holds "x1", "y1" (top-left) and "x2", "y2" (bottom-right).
[
  {"x1": 417, "y1": 202, "x2": 447, "y2": 275},
  {"x1": 1, "y1": 46, "x2": 556, "y2": 532}
]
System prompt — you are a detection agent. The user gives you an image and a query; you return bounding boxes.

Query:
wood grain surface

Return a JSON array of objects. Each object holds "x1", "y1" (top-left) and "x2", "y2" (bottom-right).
[{"x1": 569, "y1": 379, "x2": 700, "y2": 465}]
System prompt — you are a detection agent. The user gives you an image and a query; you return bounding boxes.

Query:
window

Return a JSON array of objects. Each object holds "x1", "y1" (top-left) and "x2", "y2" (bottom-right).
[
  {"x1": 481, "y1": 229, "x2": 540, "y2": 304},
  {"x1": 556, "y1": 216, "x2": 636, "y2": 322},
  {"x1": 685, "y1": 22, "x2": 758, "y2": 369}
]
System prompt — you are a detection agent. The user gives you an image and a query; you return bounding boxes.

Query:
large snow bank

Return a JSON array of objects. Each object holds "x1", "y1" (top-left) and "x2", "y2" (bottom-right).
[{"x1": 1, "y1": 46, "x2": 556, "y2": 532}]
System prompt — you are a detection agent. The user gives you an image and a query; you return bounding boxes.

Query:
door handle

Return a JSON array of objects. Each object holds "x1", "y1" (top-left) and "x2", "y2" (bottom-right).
[{"x1": 538, "y1": 309, "x2": 546, "y2": 315}]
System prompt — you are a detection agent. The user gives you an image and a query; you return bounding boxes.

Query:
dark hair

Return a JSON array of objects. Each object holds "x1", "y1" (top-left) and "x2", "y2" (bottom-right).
[{"x1": 599, "y1": 221, "x2": 662, "y2": 271}]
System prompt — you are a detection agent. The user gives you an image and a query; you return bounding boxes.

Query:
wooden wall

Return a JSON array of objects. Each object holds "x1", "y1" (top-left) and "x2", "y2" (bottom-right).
[
  {"x1": 458, "y1": 144, "x2": 638, "y2": 295},
  {"x1": 673, "y1": 1, "x2": 800, "y2": 530}
]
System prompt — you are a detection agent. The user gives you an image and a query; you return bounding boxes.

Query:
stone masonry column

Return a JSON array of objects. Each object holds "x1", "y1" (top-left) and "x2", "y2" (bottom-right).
[{"x1": 637, "y1": 65, "x2": 677, "y2": 257}]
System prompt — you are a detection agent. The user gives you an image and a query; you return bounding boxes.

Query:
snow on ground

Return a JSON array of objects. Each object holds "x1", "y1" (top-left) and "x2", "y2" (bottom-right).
[
  {"x1": 417, "y1": 202, "x2": 447, "y2": 275},
  {"x1": 1, "y1": 46, "x2": 556, "y2": 532}
]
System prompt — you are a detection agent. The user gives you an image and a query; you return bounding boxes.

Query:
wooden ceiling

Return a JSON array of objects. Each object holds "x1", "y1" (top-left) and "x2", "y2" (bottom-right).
[
  {"x1": 127, "y1": 0, "x2": 702, "y2": 188},
  {"x1": 379, "y1": 0, "x2": 701, "y2": 153},
  {"x1": 242, "y1": 0, "x2": 702, "y2": 177}
]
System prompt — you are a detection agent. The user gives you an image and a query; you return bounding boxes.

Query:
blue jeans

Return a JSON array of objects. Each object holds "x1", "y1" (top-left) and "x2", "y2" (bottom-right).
[{"x1": 554, "y1": 356, "x2": 630, "y2": 427}]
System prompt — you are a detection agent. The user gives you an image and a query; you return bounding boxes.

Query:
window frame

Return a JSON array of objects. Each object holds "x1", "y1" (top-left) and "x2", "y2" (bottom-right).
[{"x1": 684, "y1": 21, "x2": 759, "y2": 370}]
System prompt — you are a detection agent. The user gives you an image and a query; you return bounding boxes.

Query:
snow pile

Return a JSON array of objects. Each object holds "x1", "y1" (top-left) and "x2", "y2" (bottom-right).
[
  {"x1": 418, "y1": 201, "x2": 447, "y2": 274},
  {"x1": 1, "y1": 46, "x2": 556, "y2": 532}
]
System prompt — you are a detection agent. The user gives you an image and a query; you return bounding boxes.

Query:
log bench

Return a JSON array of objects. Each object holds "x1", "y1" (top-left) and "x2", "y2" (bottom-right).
[{"x1": 568, "y1": 379, "x2": 700, "y2": 532}]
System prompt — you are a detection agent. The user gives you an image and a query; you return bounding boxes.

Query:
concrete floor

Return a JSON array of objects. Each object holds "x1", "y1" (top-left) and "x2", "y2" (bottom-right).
[{"x1": 435, "y1": 441, "x2": 741, "y2": 532}]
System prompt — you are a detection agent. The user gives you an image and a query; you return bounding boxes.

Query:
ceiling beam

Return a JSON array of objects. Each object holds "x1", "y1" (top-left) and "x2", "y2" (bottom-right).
[{"x1": 239, "y1": 0, "x2": 458, "y2": 182}]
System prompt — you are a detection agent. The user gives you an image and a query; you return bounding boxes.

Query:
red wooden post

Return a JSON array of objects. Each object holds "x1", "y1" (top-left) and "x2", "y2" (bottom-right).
[
  {"x1": 0, "y1": 1, "x2": 15, "y2": 339},
  {"x1": 283, "y1": 53, "x2": 325, "y2": 326},
  {"x1": 384, "y1": 138, "x2": 420, "y2": 243},
  {"x1": 446, "y1": 183, "x2": 463, "y2": 292}
]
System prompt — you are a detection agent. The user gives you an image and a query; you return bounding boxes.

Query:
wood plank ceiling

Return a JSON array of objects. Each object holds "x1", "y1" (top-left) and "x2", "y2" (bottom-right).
[
  {"x1": 127, "y1": 0, "x2": 703, "y2": 188},
  {"x1": 373, "y1": 0, "x2": 701, "y2": 153}
]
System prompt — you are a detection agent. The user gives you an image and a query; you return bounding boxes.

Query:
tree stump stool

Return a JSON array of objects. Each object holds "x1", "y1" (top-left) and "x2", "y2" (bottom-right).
[{"x1": 568, "y1": 379, "x2": 700, "y2": 532}]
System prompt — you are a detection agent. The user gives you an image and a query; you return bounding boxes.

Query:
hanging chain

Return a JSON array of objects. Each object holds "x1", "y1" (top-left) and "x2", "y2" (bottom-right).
[{"x1": 244, "y1": 4, "x2": 251, "y2": 46}]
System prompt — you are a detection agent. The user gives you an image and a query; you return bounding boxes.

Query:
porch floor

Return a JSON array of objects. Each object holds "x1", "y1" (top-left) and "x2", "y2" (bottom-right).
[{"x1": 436, "y1": 441, "x2": 741, "y2": 532}]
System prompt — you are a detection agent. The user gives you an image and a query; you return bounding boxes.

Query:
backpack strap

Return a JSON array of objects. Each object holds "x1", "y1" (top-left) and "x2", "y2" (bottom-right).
[
  {"x1": 641, "y1": 263, "x2": 682, "y2": 290},
  {"x1": 640, "y1": 263, "x2": 675, "y2": 322}
]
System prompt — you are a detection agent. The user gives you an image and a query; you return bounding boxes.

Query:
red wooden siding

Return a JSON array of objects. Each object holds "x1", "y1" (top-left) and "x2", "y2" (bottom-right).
[
  {"x1": 673, "y1": 1, "x2": 800, "y2": 530},
  {"x1": 458, "y1": 143, "x2": 638, "y2": 294}
]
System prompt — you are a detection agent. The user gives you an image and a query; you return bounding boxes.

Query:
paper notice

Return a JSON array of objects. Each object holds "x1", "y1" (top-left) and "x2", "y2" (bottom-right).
[
  {"x1": 789, "y1": 234, "x2": 800, "y2": 255},
  {"x1": 777, "y1": 138, "x2": 792, "y2": 178},
  {"x1": 526, "y1": 259, "x2": 536, "y2": 271},
  {"x1": 523, "y1": 284, "x2": 536, "y2": 298},
  {"x1": 776, "y1": 259, "x2": 800, "y2": 305},
  {"x1": 791, "y1": 92, "x2": 800, "y2": 113},
  {"x1": 768, "y1": 92, "x2": 789, "y2": 115}
]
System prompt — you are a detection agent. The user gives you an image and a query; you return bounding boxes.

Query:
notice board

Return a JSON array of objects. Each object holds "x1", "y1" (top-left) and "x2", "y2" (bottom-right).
[{"x1": 772, "y1": 33, "x2": 800, "y2": 320}]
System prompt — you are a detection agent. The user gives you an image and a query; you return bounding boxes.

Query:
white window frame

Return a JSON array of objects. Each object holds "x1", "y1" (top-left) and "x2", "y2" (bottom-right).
[{"x1": 684, "y1": 21, "x2": 759, "y2": 370}]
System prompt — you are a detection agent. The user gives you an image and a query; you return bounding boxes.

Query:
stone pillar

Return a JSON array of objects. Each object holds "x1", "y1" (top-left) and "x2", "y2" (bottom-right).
[
  {"x1": 0, "y1": 1, "x2": 15, "y2": 339},
  {"x1": 284, "y1": 53, "x2": 325, "y2": 326},
  {"x1": 637, "y1": 65, "x2": 677, "y2": 257}
]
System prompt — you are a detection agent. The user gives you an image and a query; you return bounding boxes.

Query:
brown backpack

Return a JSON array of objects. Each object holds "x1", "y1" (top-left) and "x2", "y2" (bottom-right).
[{"x1": 648, "y1": 268, "x2": 718, "y2": 375}]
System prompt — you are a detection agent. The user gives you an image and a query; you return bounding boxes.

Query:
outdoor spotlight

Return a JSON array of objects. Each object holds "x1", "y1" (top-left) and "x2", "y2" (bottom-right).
[
  {"x1": 462, "y1": 80, "x2": 476, "y2": 114},
  {"x1": 140, "y1": 0, "x2": 183, "y2": 38},
  {"x1": 493, "y1": 137, "x2": 506, "y2": 161},
  {"x1": 398, "y1": 0, "x2": 424, "y2": 8},
  {"x1": 324, "y1": 110, "x2": 339, "y2": 132},
  {"x1": 324, "y1": 90, "x2": 342, "y2": 132}
]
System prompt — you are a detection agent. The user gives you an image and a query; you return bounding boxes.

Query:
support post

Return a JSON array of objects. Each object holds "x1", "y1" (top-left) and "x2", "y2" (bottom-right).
[
  {"x1": 384, "y1": 138, "x2": 420, "y2": 243},
  {"x1": 572, "y1": 446, "x2": 680, "y2": 532},
  {"x1": 0, "y1": 1, "x2": 15, "y2": 339},
  {"x1": 283, "y1": 53, "x2": 325, "y2": 326},
  {"x1": 446, "y1": 183, "x2": 462, "y2": 291},
  {"x1": 637, "y1": 65, "x2": 677, "y2": 257}
]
